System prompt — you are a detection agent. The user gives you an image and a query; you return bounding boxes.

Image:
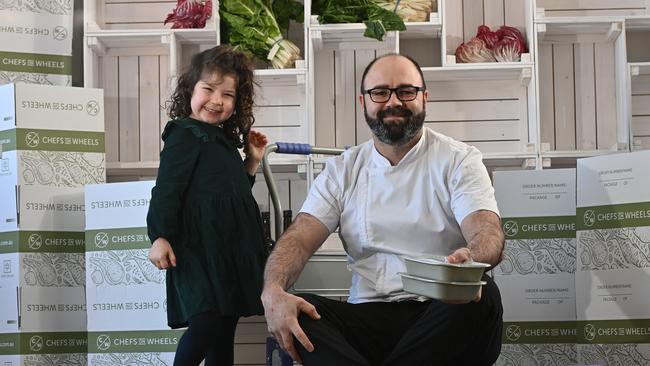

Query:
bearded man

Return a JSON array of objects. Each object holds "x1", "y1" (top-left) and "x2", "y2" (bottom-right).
[{"x1": 261, "y1": 54, "x2": 505, "y2": 366}]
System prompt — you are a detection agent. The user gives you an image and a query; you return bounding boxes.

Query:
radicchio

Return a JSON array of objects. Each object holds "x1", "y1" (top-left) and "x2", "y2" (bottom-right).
[
  {"x1": 476, "y1": 25, "x2": 499, "y2": 49},
  {"x1": 164, "y1": 0, "x2": 212, "y2": 29},
  {"x1": 455, "y1": 37, "x2": 497, "y2": 63},
  {"x1": 493, "y1": 38, "x2": 524, "y2": 62}
]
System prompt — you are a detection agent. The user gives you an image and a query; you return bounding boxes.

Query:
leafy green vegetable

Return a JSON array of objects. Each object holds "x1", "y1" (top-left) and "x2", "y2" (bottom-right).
[
  {"x1": 312, "y1": 0, "x2": 405, "y2": 41},
  {"x1": 270, "y1": 0, "x2": 303, "y2": 37},
  {"x1": 220, "y1": 0, "x2": 302, "y2": 69}
]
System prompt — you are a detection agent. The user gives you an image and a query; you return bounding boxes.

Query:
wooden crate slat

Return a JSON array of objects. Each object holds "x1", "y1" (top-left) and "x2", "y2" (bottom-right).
[
  {"x1": 100, "y1": 55, "x2": 119, "y2": 163},
  {"x1": 631, "y1": 75, "x2": 650, "y2": 95},
  {"x1": 632, "y1": 95, "x2": 650, "y2": 115},
  {"x1": 334, "y1": 50, "x2": 357, "y2": 148},
  {"x1": 444, "y1": 0, "x2": 464, "y2": 56},
  {"x1": 552, "y1": 44, "x2": 576, "y2": 151},
  {"x1": 539, "y1": 44, "x2": 556, "y2": 148},
  {"x1": 632, "y1": 136, "x2": 650, "y2": 150},
  {"x1": 314, "y1": 49, "x2": 336, "y2": 147},
  {"x1": 139, "y1": 55, "x2": 162, "y2": 162},
  {"x1": 256, "y1": 85, "x2": 304, "y2": 106},
  {"x1": 537, "y1": 0, "x2": 646, "y2": 10},
  {"x1": 463, "y1": 0, "x2": 484, "y2": 42},
  {"x1": 118, "y1": 56, "x2": 141, "y2": 162},
  {"x1": 425, "y1": 120, "x2": 521, "y2": 141},
  {"x1": 466, "y1": 140, "x2": 523, "y2": 153},
  {"x1": 159, "y1": 55, "x2": 170, "y2": 146},
  {"x1": 426, "y1": 99, "x2": 521, "y2": 121},
  {"x1": 574, "y1": 43, "x2": 597, "y2": 150},
  {"x1": 632, "y1": 115, "x2": 650, "y2": 135},
  {"x1": 503, "y1": 0, "x2": 526, "y2": 34},
  {"x1": 105, "y1": 2, "x2": 175, "y2": 25},
  {"x1": 254, "y1": 106, "x2": 303, "y2": 127},
  {"x1": 355, "y1": 50, "x2": 375, "y2": 145},
  {"x1": 483, "y1": 0, "x2": 506, "y2": 29},
  {"x1": 594, "y1": 42, "x2": 618, "y2": 150}
]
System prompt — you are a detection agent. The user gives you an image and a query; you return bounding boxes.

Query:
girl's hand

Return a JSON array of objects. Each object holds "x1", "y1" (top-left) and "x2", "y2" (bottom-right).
[
  {"x1": 149, "y1": 238, "x2": 177, "y2": 269},
  {"x1": 245, "y1": 130, "x2": 268, "y2": 175}
]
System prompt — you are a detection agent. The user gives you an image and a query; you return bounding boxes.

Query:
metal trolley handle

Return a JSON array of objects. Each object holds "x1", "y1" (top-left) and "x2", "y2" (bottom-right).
[{"x1": 262, "y1": 142, "x2": 345, "y2": 240}]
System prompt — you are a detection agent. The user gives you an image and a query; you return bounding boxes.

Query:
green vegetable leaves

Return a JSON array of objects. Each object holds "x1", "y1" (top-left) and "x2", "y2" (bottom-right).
[{"x1": 313, "y1": 0, "x2": 406, "y2": 40}]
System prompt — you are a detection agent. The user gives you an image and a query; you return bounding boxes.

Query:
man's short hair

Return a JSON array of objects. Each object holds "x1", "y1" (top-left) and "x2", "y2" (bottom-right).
[{"x1": 359, "y1": 53, "x2": 427, "y2": 94}]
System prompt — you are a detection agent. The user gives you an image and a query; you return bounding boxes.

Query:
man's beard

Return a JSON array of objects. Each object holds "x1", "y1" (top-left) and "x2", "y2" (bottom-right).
[{"x1": 364, "y1": 105, "x2": 425, "y2": 146}]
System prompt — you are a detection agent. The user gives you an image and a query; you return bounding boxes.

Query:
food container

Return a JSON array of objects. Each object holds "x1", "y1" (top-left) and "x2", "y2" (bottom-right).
[
  {"x1": 399, "y1": 273, "x2": 486, "y2": 301},
  {"x1": 404, "y1": 256, "x2": 490, "y2": 282}
]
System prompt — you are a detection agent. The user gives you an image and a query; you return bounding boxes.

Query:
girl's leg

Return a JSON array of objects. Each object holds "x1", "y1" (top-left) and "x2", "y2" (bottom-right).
[
  {"x1": 173, "y1": 310, "x2": 224, "y2": 366},
  {"x1": 203, "y1": 315, "x2": 239, "y2": 366}
]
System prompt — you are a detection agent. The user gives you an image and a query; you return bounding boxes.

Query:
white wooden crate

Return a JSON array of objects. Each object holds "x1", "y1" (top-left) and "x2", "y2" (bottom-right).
[
  {"x1": 84, "y1": 0, "x2": 218, "y2": 32},
  {"x1": 536, "y1": 0, "x2": 649, "y2": 17},
  {"x1": 535, "y1": 11, "x2": 630, "y2": 165},
  {"x1": 442, "y1": 0, "x2": 534, "y2": 66}
]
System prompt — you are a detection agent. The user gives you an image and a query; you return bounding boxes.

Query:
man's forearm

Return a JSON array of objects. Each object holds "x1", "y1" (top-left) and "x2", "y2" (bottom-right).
[
  {"x1": 461, "y1": 210, "x2": 505, "y2": 267},
  {"x1": 264, "y1": 213, "x2": 329, "y2": 290}
]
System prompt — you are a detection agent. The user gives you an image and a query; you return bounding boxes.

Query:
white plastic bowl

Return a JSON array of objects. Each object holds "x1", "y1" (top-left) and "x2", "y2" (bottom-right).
[
  {"x1": 399, "y1": 272, "x2": 486, "y2": 301},
  {"x1": 404, "y1": 256, "x2": 490, "y2": 282}
]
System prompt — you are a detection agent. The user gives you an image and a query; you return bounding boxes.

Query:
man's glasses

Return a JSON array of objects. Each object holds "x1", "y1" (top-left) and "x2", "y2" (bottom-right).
[{"x1": 363, "y1": 86, "x2": 425, "y2": 103}]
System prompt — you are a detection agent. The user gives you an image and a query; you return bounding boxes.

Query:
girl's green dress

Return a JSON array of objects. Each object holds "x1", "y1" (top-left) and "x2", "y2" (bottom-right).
[{"x1": 147, "y1": 117, "x2": 268, "y2": 328}]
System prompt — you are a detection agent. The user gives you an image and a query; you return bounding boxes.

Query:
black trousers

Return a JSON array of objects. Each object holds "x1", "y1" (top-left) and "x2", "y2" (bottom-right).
[{"x1": 295, "y1": 275, "x2": 503, "y2": 366}]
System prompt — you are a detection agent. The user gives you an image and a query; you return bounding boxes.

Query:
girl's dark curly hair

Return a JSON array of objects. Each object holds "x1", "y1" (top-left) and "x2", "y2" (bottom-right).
[{"x1": 168, "y1": 45, "x2": 256, "y2": 148}]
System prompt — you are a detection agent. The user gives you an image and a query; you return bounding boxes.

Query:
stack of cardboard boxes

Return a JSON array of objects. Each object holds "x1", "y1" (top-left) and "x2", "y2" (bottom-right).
[
  {"x1": 85, "y1": 181, "x2": 182, "y2": 365},
  {"x1": 0, "y1": 83, "x2": 104, "y2": 365}
]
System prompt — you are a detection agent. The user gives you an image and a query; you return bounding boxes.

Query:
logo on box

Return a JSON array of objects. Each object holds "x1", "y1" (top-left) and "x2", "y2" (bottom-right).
[
  {"x1": 94, "y1": 232, "x2": 109, "y2": 249},
  {"x1": 86, "y1": 101, "x2": 100, "y2": 116},
  {"x1": 29, "y1": 335, "x2": 43, "y2": 352},
  {"x1": 28, "y1": 234, "x2": 42, "y2": 250},
  {"x1": 25, "y1": 132, "x2": 39, "y2": 148},
  {"x1": 96, "y1": 334, "x2": 111, "y2": 351},
  {"x1": 53, "y1": 26, "x2": 68, "y2": 41}
]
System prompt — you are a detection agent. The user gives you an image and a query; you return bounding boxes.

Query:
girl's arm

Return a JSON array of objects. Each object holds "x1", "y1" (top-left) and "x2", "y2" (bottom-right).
[
  {"x1": 147, "y1": 126, "x2": 201, "y2": 247},
  {"x1": 244, "y1": 130, "x2": 268, "y2": 176}
]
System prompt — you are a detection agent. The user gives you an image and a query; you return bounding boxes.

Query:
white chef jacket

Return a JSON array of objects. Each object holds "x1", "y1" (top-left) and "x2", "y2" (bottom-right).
[{"x1": 300, "y1": 127, "x2": 500, "y2": 303}]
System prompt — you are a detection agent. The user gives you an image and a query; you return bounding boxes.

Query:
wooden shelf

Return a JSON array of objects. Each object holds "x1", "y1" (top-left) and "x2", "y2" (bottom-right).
[
  {"x1": 85, "y1": 30, "x2": 170, "y2": 52},
  {"x1": 536, "y1": 17, "x2": 624, "y2": 43},
  {"x1": 630, "y1": 62, "x2": 650, "y2": 76},
  {"x1": 422, "y1": 63, "x2": 533, "y2": 85},
  {"x1": 310, "y1": 20, "x2": 397, "y2": 51}
]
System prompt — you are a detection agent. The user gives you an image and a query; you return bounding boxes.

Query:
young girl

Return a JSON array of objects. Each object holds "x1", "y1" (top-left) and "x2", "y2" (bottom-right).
[{"x1": 147, "y1": 45, "x2": 269, "y2": 365}]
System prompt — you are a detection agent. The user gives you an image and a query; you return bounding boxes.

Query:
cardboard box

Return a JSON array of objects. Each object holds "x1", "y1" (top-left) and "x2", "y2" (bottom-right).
[
  {"x1": 0, "y1": 83, "x2": 104, "y2": 132},
  {"x1": 85, "y1": 181, "x2": 181, "y2": 361},
  {"x1": 85, "y1": 181, "x2": 168, "y2": 332},
  {"x1": 0, "y1": 185, "x2": 86, "y2": 334},
  {"x1": 0, "y1": 331, "x2": 87, "y2": 365}
]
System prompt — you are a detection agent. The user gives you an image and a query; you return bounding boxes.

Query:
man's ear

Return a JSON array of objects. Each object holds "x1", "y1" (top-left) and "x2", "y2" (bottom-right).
[{"x1": 359, "y1": 94, "x2": 365, "y2": 107}]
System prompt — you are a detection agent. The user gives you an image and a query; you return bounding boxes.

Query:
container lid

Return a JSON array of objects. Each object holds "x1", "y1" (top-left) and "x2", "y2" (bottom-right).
[
  {"x1": 404, "y1": 256, "x2": 491, "y2": 268},
  {"x1": 399, "y1": 272, "x2": 487, "y2": 286}
]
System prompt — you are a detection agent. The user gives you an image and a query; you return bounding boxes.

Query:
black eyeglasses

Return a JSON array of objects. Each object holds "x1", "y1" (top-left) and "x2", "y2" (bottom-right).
[{"x1": 363, "y1": 86, "x2": 425, "y2": 103}]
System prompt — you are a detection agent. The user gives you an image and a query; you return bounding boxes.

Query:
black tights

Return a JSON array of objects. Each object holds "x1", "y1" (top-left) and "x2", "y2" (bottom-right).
[{"x1": 173, "y1": 311, "x2": 239, "y2": 366}]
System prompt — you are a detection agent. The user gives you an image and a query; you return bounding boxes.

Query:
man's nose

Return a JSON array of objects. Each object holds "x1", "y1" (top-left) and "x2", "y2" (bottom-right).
[{"x1": 385, "y1": 90, "x2": 403, "y2": 107}]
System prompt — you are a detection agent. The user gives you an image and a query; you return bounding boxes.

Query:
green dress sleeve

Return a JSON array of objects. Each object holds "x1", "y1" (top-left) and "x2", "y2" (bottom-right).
[{"x1": 147, "y1": 122, "x2": 201, "y2": 246}]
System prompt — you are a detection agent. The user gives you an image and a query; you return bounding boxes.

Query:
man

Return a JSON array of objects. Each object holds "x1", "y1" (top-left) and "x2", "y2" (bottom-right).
[{"x1": 261, "y1": 53, "x2": 504, "y2": 366}]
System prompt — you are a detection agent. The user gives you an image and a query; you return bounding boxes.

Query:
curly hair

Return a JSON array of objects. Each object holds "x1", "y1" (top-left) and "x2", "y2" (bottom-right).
[{"x1": 167, "y1": 45, "x2": 256, "y2": 148}]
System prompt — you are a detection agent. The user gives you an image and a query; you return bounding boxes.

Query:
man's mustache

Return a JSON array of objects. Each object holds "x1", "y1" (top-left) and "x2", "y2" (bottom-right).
[{"x1": 378, "y1": 107, "x2": 412, "y2": 119}]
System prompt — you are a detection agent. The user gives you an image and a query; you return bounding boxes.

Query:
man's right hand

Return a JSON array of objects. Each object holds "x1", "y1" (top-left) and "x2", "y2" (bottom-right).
[
  {"x1": 262, "y1": 286, "x2": 321, "y2": 363},
  {"x1": 148, "y1": 238, "x2": 176, "y2": 269}
]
